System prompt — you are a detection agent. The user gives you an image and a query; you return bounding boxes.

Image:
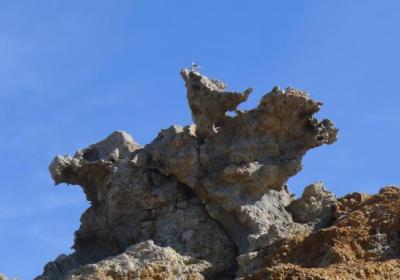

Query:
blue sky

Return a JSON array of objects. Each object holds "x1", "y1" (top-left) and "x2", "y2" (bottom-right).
[{"x1": 1, "y1": 1, "x2": 400, "y2": 278}]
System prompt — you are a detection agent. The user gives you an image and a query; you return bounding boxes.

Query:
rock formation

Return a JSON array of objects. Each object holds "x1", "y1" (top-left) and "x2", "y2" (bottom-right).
[
  {"x1": 31, "y1": 69, "x2": 400, "y2": 280},
  {"x1": 246, "y1": 187, "x2": 400, "y2": 280}
]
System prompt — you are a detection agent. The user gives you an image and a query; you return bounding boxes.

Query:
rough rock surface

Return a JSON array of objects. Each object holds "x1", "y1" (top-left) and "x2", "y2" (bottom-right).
[
  {"x1": 35, "y1": 69, "x2": 400, "y2": 280},
  {"x1": 146, "y1": 70, "x2": 338, "y2": 253},
  {"x1": 287, "y1": 181, "x2": 336, "y2": 229},
  {"x1": 68, "y1": 241, "x2": 210, "y2": 280},
  {"x1": 245, "y1": 187, "x2": 400, "y2": 279},
  {"x1": 41, "y1": 129, "x2": 235, "y2": 279}
]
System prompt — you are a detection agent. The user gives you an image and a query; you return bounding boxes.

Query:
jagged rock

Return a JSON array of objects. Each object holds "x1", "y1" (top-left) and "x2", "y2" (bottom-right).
[
  {"x1": 180, "y1": 69, "x2": 252, "y2": 138},
  {"x1": 146, "y1": 70, "x2": 338, "y2": 253},
  {"x1": 40, "y1": 127, "x2": 236, "y2": 279},
  {"x1": 35, "y1": 69, "x2": 400, "y2": 280},
  {"x1": 287, "y1": 181, "x2": 337, "y2": 229},
  {"x1": 0, "y1": 274, "x2": 8, "y2": 280},
  {"x1": 68, "y1": 241, "x2": 210, "y2": 280},
  {"x1": 77, "y1": 130, "x2": 141, "y2": 161},
  {"x1": 144, "y1": 125, "x2": 200, "y2": 188},
  {"x1": 244, "y1": 186, "x2": 400, "y2": 279}
]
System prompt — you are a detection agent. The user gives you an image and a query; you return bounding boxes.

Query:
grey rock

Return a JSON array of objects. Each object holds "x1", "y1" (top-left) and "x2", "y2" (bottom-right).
[
  {"x1": 180, "y1": 69, "x2": 252, "y2": 138},
  {"x1": 75, "y1": 130, "x2": 141, "y2": 161},
  {"x1": 146, "y1": 69, "x2": 338, "y2": 253},
  {"x1": 67, "y1": 240, "x2": 209, "y2": 280},
  {"x1": 39, "y1": 130, "x2": 235, "y2": 279},
  {"x1": 236, "y1": 251, "x2": 263, "y2": 278},
  {"x1": 37, "y1": 69, "x2": 338, "y2": 279},
  {"x1": 287, "y1": 182, "x2": 337, "y2": 229},
  {"x1": 144, "y1": 125, "x2": 200, "y2": 188}
]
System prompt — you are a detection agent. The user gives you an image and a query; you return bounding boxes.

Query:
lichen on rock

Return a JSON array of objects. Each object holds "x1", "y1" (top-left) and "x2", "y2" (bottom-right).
[{"x1": 35, "y1": 69, "x2": 400, "y2": 280}]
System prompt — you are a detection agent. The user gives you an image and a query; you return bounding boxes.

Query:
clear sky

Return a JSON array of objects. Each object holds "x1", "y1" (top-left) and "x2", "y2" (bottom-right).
[{"x1": 1, "y1": 1, "x2": 400, "y2": 279}]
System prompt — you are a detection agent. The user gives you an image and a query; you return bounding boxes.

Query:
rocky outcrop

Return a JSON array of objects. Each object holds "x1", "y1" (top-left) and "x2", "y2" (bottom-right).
[
  {"x1": 35, "y1": 69, "x2": 399, "y2": 280},
  {"x1": 41, "y1": 130, "x2": 235, "y2": 279},
  {"x1": 245, "y1": 187, "x2": 400, "y2": 280},
  {"x1": 67, "y1": 241, "x2": 210, "y2": 280},
  {"x1": 287, "y1": 182, "x2": 336, "y2": 229},
  {"x1": 145, "y1": 70, "x2": 337, "y2": 253}
]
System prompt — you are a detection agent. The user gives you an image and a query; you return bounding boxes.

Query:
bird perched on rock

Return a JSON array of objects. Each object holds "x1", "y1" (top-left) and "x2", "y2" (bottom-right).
[{"x1": 190, "y1": 62, "x2": 202, "y2": 72}]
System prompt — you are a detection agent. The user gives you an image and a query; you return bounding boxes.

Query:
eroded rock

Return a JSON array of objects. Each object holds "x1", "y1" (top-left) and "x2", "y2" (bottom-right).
[
  {"x1": 68, "y1": 241, "x2": 210, "y2": 280},
  {"x1": 287, "y1": 181, "x2": 337, "y2": 229},
  {"x1": 244, "y1": 186, "x2": 400, "y2": 279},
  {"x1": 146, "y1": 70, "x2": 338, "y2": 253},
  {"x1": 181, "y1": 69, "x2": 252, "y2": 138},
  {"x1": 35, "y1": 69, "x2": 400, "y2": 280},
  {"x1": 40, "y1": 126, "x2": 236, "y2": 279}
]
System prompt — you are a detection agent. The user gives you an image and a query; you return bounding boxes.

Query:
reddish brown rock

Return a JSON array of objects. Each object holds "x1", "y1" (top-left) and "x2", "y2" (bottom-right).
[{"x1": 245, "y1": 187, "x2": 400, "y2": 279}]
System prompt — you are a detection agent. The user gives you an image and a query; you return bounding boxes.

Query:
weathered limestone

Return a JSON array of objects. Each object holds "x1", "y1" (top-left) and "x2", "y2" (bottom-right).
[
  {"x1": 146, "y1": 70, "x2": 338, "y2": 253},
  {"x1": 40, "y1": 127, "x2": 236, "y2": 279},
  {"x1": 37, "y1": 69, "x2": 344, "y2": 279},
  {"x1": 287, "y1": 182, "x2": 337, "y2": 229},
  {"x1": 68, "y1": 241, "x2": 210, "y2": 280},
  {"x1": 181, "y1": 69, "x2": 252, "y2": 139}
]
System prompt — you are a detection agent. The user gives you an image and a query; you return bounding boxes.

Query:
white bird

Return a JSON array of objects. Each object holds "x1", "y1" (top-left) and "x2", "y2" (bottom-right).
[{"x1": 190, "y1": 62, "x2": 202, "y2": 71}]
